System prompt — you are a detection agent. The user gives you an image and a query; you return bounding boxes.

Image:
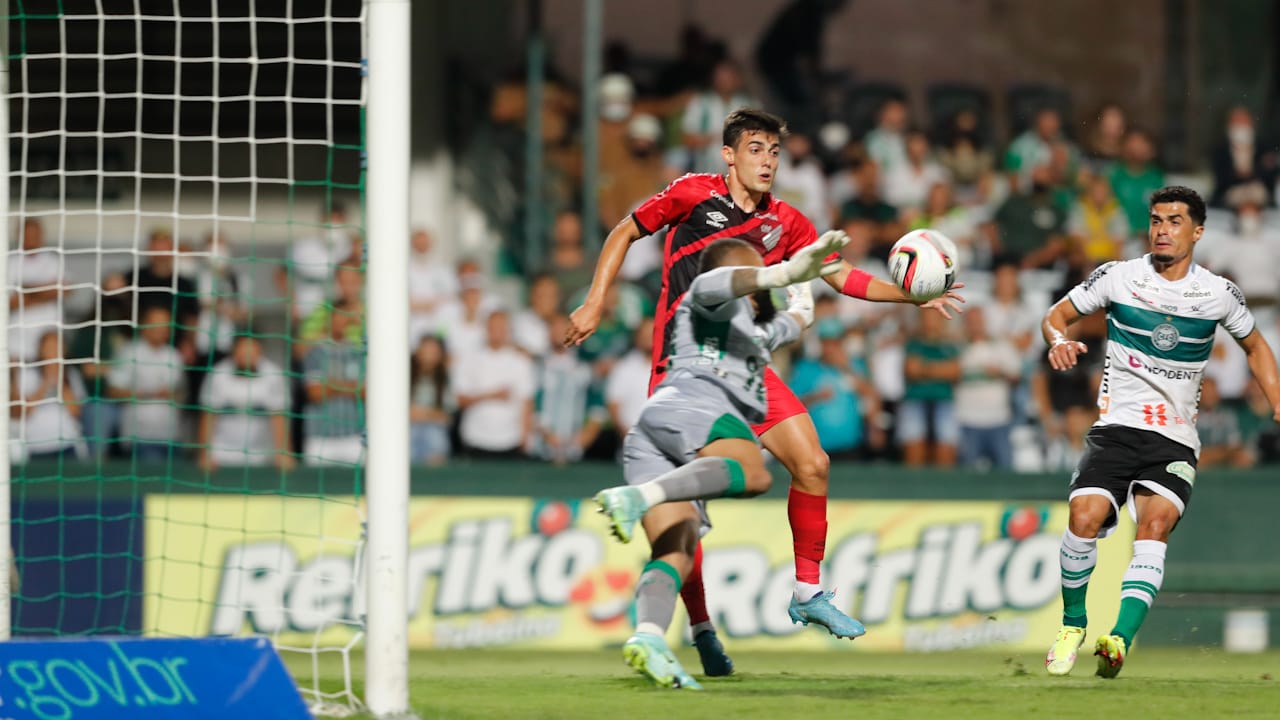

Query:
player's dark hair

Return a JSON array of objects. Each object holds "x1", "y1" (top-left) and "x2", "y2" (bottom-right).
[
  {"x1": 699, "y1": 238, "x2": 756, "y2": 273},
  {"x1": 1150, "y1": 185, "x2": 1206, "y2": 226},
  {"x1": 723, "y1": 108, "x2": 788, "y2": 149}
]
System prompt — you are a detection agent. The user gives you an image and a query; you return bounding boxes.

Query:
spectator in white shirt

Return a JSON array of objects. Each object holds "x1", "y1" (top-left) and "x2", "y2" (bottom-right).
[
  {"x1": 606, "y1": 317, "x2": 654, "y2": 437},
  {"x1": 511, "y1": 273, "x2": 562, "y2": 358},
  {"x1": 11, "y1": 331, "x2": 85, "y2": 461},
  {"x1": 884, "y1": 129, "x2": 949, "y2": 215},
  {"x1": 434, "y1": 273, "x2": 496, "y2": 363},
  {"x1": 863, "y1": 98, "x2": 910, "y2": 178},
  {"x1": 454, "y1": 310, "x2": 534, "y2": 458},
  {"x1": 198, "y1": 335, "x2": 293, "y2": 470},
  {"x1": 8, "y1": 218, "x2": 63, "y2": 362},
  {"x1": 410, "y1": 335, "x2": 452, "y2": 466},
  {"x1": 108, "y1": 306, "x2": 185, "y2": 461},
  {"x1": 408, "y1": 229, "x2": 458, "y2": 345},
  {"x1": 190, "y1": 231, "x2": 249, "y2": 362},
  {"x1": 533, "y1": 315, "x2": 598, "y2": 464},
  {"x1": 681, "y1": 57, "x2": 757, "y2": 174},
  {"x1": 954, "y1": 307, "x2": 1021, "y2": 469},
  {"x1": 772, "y1": 131, "x2": 831, "y2": 229},
  {"x1": 277, "y1": 203, "x2": 353, "y2": 322}
]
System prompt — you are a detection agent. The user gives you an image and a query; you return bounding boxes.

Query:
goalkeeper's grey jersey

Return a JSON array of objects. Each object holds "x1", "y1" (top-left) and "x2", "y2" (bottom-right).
[{"x1": 663, "y1": 266, "x2": 802, "y2": 423}]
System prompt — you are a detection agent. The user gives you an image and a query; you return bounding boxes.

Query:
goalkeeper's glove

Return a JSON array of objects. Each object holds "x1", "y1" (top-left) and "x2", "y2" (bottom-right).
[
  {"x1": 785, "y1": 281, "x2": 816, "y2": 328},
  {"x1": 755, "y1": 230, "x2": 848, "y2": 289}
]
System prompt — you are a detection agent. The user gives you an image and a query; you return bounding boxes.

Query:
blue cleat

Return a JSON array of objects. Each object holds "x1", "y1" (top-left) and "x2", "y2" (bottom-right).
[
  {"x1": 788, "y1": 591, "x2": 866, "y2": 639},
  {"x1": 594, "y1": 487, "x2": 648, "y2": 544},
  {"x1": 692, "y1": 629, "x2": 734, "y2": 677},
  {"x1": 622, "y1": 633, "x2": 703, "y2": 690}
]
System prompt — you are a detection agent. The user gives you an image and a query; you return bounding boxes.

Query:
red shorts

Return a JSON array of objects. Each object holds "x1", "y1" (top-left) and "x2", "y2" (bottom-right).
[
  {"x1": 753, "y1": 367, "x2": 807, "y2": 436},
  {"x1": 648, "y1": 364, "x2": 807, "y2": 437}
]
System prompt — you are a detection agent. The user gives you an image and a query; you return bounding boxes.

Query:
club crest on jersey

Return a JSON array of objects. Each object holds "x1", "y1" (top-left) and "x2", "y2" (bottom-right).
[
  {"x1": 761, "y1": 224, "x2": 782, "y2": 250},
  {"x1": 706, "y1": 211, "x2": 729, "y2": 228},
  {"x1": 1151, "y1": 322, "x2": 1180, "y2": 350}
]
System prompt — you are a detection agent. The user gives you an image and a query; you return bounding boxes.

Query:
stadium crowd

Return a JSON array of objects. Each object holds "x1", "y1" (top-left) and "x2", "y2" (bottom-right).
[{"x1": 9, "y1": 30, "x2": 1280, "y2": 471}]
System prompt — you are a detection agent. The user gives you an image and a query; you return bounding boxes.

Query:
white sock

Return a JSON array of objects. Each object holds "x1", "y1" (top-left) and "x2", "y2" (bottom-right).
[
  {"x1": 1121, "y1": 539, "x2": 1167, "y2": 607},
  {"x1": 636, "y1": 482, "x2": 667, "y2": 508},
  {"x1": 635, "y1": 621, "x2": 664, "y2": 637},
  {"x1": 794, "y1": 581, "x2": 823, "y2": 602},
  {"x1": 691, "y1": 620, "x2": 714, "y2": 637}
]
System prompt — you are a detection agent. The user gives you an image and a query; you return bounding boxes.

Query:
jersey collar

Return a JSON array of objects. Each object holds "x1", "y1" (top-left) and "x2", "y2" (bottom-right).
[{"x1": 718, "y1": 174, "x2": 773, "y2": 214}]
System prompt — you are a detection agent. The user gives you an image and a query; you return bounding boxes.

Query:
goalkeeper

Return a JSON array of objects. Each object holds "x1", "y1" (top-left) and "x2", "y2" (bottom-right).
[{"x1": 594, "y1": 232, "x2": 850, "y2": 690}]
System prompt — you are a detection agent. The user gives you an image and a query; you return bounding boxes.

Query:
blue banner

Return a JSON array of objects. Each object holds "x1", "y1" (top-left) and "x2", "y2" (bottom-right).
[{"x1": 0, "y1": 637, "x2": 310, "y2": 720}]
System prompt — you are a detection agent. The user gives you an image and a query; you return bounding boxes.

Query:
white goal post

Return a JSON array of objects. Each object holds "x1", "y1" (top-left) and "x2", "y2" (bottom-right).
[{"x1": 363, "y1": 0, "x2": 413, "y2": 717}]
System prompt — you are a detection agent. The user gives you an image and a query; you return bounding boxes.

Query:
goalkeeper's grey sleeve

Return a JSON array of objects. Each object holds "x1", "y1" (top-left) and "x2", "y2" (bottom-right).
[
  {"x1": 761, "y1": 312, "x2": 802, "y2": 352},
  {"x1": 688, "y1": 266, "x2": 744, "y2": 317}
]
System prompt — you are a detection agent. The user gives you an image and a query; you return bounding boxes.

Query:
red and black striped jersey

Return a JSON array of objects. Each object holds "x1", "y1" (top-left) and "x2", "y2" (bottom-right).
[{"x1": 631, "y1": 173, "x2": 819, "y2": 389}]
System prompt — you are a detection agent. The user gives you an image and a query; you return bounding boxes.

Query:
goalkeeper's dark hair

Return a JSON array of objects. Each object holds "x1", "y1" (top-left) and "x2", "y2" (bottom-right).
[
  {"x1": 1150, "y1": 186, "x2": 1206, "y2": 226},
  {"x1": 699, "y1": 238, "x2": 757, "y2": 274},
  {"x1": 723, "y1": 108, "x2": 789, "y2": 149}
]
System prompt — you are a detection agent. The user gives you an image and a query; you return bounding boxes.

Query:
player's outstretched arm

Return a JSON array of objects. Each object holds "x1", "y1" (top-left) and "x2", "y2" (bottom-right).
[
  {"x1": 688, "y1": 231, "x2": 849, "y2": 313},
  {"x1": 1042, "y1": 298, "x2": 1088, "y2": 371},
  {"x1": 565, "y1": 216, "x2": 644, "y2": 346},
  {"x1": 1236, "y1": 329, "x2": 1280, "y2": 423},
  {"x1": 820, "y1": 260, "x2": 966, "y2": 318}
]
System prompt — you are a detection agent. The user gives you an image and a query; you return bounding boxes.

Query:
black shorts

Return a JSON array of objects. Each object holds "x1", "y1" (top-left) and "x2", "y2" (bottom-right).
[{"x1": 1068, "y1": 425, "x2": 1197, "y2": 536}]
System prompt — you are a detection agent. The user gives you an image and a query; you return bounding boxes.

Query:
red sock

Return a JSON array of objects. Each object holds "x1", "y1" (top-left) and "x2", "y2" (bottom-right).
[
  {"x1": 788, "y1": 488, "x2": 828, "y2": 584},
  {"x1": 680, "y1": 540, "x2": 711, "y2": 626}
]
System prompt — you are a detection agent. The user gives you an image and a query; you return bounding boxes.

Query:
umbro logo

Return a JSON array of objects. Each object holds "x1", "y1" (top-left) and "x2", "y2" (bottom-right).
[{"x1": 706, "y1": 211, "x2": 728, "y2": 228}]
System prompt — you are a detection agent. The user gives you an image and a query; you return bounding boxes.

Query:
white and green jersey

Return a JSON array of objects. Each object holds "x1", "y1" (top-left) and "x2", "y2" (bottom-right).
[
  {"x1": 666, "y1": 266, "x2": 802, "y2": 423},
  {"x1": 1065, "y1": 255, "x2": 1256, "y2": 454}
]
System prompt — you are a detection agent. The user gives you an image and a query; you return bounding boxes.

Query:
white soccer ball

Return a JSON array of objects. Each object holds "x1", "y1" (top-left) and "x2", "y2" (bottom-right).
[{"x1": 887, "y1": 229, "x2": 958, "y2": 302}]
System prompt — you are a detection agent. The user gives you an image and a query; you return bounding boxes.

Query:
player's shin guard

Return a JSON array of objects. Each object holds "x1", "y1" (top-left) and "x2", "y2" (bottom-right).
[
  {"x1": 634, "y1": 559, "x2": 682, "y2": 637},
  {"x1": 636, "y1": 457, "x2": 747, "y2": 507},
  {"x1": 788, "y1": 488, "x2": 827, "y2": 593},
  {"x1": 1060, "y1": 529, "x2": 1098, "y2": 627},
  {"x1": 1112, "y1": 539, "x2": 1166, "y2": 645},
  {"x1": 681, "y1": 541, "x2": 712, "y2": 630}
]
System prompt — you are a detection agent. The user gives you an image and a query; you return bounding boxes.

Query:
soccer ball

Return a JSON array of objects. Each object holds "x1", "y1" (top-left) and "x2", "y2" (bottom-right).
[{"x1": 887, "y1": 229, "x2": 958, "y2": 301}]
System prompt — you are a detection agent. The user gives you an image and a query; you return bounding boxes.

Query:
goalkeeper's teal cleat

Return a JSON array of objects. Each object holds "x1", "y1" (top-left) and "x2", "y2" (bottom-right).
[
  {"x1": 788, "y1": 591, "x2": 866, "y2": 639},
  {"x1": 594, "y1": 486, "x2": 648, "y2": 544},
  {"x1": 692, "y1": 629, "x2": 734, "y2": 677},
  {"x1": 622, "y1": 633, "x2": 703, "y2": 690}
]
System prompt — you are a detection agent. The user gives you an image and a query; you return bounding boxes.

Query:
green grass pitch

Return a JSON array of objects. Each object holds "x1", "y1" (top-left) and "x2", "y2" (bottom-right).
[{"x1": 301, "y1": 647, "x2": 1280, "y2": 719}]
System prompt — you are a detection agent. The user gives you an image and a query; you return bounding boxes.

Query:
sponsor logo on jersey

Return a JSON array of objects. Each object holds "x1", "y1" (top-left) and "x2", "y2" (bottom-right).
[
  {"x1": 1127, "y1": 354, "x2": 1199, "y2": 380},
  {"x1": 1151, "y1": 323, "x2": 1180, "y2": 350},
  {"x1": 711, "y1": 191, "x2": 734, "y2": 208},
  {"x1": 1166, "y1": 460, "x2": 1196, "y2": 486},
  {"x1": 1183, "y1": 281, "x2": 1211, "y2": 299},
  {"x1": 755, "y1": 212, "x2": 780, "y2": 222},
  {"x1": 1081, "y1": 262, "x2": 1116, "y2": 291},
  {"x1": 706, "y1": 211, "x2": 729, "y2": 228},
  {"x1": 1225, "y1": 280, "x2": 1247, "y2": 306}
]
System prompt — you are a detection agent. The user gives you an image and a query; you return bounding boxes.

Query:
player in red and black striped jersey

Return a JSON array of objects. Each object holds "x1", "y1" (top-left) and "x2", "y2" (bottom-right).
[{"x1": 567, "y1": 109, "x2": 964, "y2": 658}]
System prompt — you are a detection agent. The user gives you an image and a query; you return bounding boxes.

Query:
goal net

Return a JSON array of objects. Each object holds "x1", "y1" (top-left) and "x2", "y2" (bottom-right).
[{"x1": 6, "y1": 1, "x2": 373, "y2": 715}]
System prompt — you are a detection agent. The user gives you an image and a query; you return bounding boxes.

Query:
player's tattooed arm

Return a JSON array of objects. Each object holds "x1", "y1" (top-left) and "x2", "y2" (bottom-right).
[{"x1": 1043, "y1": 297, "x2": 1088, "y2": 371}]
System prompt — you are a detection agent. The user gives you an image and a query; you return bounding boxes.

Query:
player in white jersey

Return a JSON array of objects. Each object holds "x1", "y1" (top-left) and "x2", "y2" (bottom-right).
[{"x1": 1040, "y1": 186, "x2": 1280, "y2": 678}]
